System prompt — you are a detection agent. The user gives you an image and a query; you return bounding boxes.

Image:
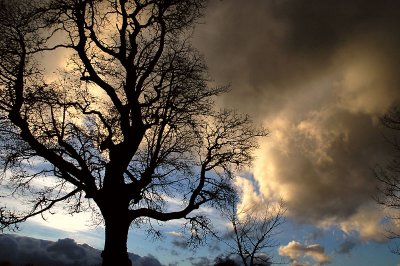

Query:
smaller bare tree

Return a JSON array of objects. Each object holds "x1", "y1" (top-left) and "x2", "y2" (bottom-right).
[
  {"x1": 219, "y1": 193, "x2": 286, "y2": 266},
  {"x1": 375, "y1": 106, "x2": 400, "y2": 253}
]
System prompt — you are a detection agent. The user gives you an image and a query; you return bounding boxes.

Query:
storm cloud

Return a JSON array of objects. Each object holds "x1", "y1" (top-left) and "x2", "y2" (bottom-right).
[{"x1": 195, "y1": 0, "x2": 400, "y2": 245}]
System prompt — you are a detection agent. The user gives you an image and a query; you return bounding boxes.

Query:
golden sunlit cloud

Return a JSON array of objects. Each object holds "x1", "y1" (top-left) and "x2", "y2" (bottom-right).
[
  {"x1": 198, "y1": 0, "x2": 400, "y2": 243},
  {"x1": 231, "y1": 52, "x2": 398, "y2": 242},
  {"x1": 334, "y1": 35, "x2": 400, "y2": 117},
  {"x1": 279, "y1": 240, "x2": 331, "y2": 266}
]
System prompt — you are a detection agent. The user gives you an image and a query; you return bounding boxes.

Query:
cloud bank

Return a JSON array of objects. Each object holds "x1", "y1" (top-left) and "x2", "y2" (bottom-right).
[
  {"x1": 195, "y1": 0, "x2": 400, "y2": 246},
  {"x1": 0, "y1": 234, "x2": 164, "y2": 266}
]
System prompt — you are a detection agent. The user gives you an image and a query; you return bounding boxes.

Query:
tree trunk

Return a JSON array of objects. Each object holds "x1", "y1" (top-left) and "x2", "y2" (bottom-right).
[
  {"x1": 97, "y1": 186, "x2": 132, "y2": 266},
  {"x1": 240, "y1": 254, "x2": 248, "y2": 266},
  {"x1": 102, "y1": 212, "x2": 132, "y2": 266}
]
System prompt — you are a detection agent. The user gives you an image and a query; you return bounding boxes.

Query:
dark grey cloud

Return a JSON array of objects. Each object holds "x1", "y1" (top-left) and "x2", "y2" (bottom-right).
[
  {"x1": 214, "y1": 254, "x2": 241, "y2": 266},
  {"x1": 305, "y1": 229, "x2": 325, "y2": 242},
  {"x1": 207, "y1": 242, "x2": 221, "y2": 254},
  {"x1": 131, "y1": 254, "x2": 164, "y2": 266},
  {"x1": 47, "y1": 238, "x2": 86, "y2": 261},
  {"x1": 196, "y1": 0, "x2": 400, "y2": 118},
  {"x1": 0, "y1": 234, "x2": 19, "y2": 261},
  {"x1": 214, "y1": 254, "x2": 271, "y2": 266},
  {"x1": 171, "y1": 249, "x2": 179, "y2": 256},
  {"x1": 275, "y1": 0, "x2": 400, "y2": 57},
  {"x1": 0, "y1": 234, "x2": 164, "y2": 266},
  {"x1": 337, "y1": 238, "x2": 360, "y2": 254},
  {"x1": 171, "y1": 239, "x2": 189, "y2": 249},
  {"x1": 189, "y1": 256, "x2": 212, "y2": 266},
  {"x1": 195, "y1": 0, "x2": 400, "y2": 245},
  {"x1": 0, "y1": 234, "x2": 100, "y2": 266}
]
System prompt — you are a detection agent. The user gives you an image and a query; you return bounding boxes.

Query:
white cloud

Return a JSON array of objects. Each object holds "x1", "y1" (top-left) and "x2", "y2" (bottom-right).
[
  {"x1": 234, "y1": 176, "x2": 264, "y2": 211},
  {"x1": 165, "y1": 231, "x2": 184, "y2": 238},
  {"x1": 30, "y1": 209, "x2": 97, "y2": 233},
  {"x1": 279, "y1": 241, "x2": 331, "y2": 265}
]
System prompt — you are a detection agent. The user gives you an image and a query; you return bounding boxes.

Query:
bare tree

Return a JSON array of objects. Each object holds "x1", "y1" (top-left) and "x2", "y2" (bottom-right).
[
  {"x1": 0, "y1": 0, "x2": 266, "y2": 265},
  {"x1": 375, "y1": 106, "x2": 400, "y2": 253},
  {"x1": 220, "y1": 195, "x2": 285, "y2": 266}
]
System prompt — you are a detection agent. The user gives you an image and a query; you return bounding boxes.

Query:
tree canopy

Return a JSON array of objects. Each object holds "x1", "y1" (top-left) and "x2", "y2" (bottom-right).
[{"x1": 0, "y1": 0, "x2": 265, "y2": 265}]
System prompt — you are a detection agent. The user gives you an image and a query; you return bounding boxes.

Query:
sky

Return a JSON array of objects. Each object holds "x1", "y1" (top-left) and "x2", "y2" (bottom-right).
[{"x1": 2, "y1": 0, "x2": 400, "y2": 265}]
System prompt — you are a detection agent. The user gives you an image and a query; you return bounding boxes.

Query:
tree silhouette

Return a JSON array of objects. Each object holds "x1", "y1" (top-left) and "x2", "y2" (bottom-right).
[
  {"x1": 0, "y1": 0, "x2": 266, "y2": 265},
  {"x1": 219, "y1": 194, "x2": 285, "y2": 266},
  {"x1": 375, "y1": 106, "x2": 400, "y2": 253}
]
